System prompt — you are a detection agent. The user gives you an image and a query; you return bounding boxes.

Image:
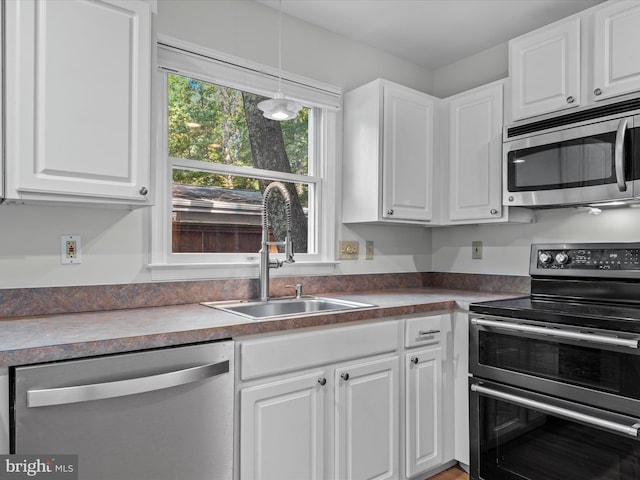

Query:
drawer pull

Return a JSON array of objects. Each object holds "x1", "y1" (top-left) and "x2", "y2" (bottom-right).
[{"x1": 418, "y1": 330, "x2": 440, "y2": 336}]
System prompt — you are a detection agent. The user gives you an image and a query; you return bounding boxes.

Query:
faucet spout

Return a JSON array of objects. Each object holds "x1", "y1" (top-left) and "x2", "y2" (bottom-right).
[{"x1": 259, "y1": 182, "x2": 295, "y2": 301}]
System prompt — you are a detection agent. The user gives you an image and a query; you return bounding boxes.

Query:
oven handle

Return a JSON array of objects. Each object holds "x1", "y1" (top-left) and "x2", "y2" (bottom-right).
[
  {"x1": 615, "y1": 117, "x2": 628, "y2": 192},
  {"x1": 471, "y1": 383, "x2": 640, "y2": 438},
  {"x1": 471, "y1": 317, "x2": 640, "y2": 349}
]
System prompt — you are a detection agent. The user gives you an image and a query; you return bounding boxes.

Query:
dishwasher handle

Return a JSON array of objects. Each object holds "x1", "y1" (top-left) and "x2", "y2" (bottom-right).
[{"x1": 27, "y1": 360, "x2": 230, "y2": 408}]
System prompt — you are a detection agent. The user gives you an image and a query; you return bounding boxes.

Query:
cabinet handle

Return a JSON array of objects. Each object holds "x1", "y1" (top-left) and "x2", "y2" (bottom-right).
[
  {"x1": 419, "y1": 330, "x2": 440, "y2": 336},
  {"x1": 490, "y1": 209, "x2": 498, "y2": 215},
  {"x1": 594, "y1": 88, "x2": 603, "y2": 96},
  {"x1": 410, "y1": 357, "x2": 419, "y2": 365},
  {"x1": 317, "y1": 377, "x2": 327, "y2": 386},
  {"x1": 386, "y1": 209, "x2": 394, "y2": 215},
  {"x1": 139, "y1": 187, "x2": 149, "y2": 196},
  {"x1": 341, "y1": 373, "x2": 350, "y2": 381},
  {"x1": 566, "y1": 96, "x2": 575, "y2": 104}
]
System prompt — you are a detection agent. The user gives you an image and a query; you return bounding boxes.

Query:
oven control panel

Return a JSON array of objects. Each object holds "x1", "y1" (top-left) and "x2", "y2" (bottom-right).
[{"x1": 531, "y1": 243, "x2": 640, "y2": 277}]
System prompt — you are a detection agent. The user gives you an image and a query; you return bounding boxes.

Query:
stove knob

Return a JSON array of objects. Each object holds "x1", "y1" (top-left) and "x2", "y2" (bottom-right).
[
  {"x1": 555, "y1": 252, "x2": 570, "y2": 265},
  {"x1": 538, "y1": 252, "x2": 553, "y2": 265}
]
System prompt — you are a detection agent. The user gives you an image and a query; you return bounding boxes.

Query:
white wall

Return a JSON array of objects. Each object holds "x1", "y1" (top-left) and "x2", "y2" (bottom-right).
[
  {"x1": 3, "y1": 0, "x2": 628, "y2": 289},
  {"x1": 336, "y1": 224, "x2": 432, "y2": 275},
  {"x1": 156, "y1": 0, "x2": 434, "y2": 94},
  {"x1": 428, "y1": 17, "x2": 640, "y2": 277},
  {"x1": 0, "y1": 204, "x2": 150, "y2": 289},
  {"x1": 157, "y1": 0, "x2": 437, "y2": 277},
  {"x1": 0, "y1": 0, "x2": 436, "y2": 290},
  {"x1": 432, "y1": 43, "x2": 508, "y2": 98},
  {"x1": 432, "y1": 208, "x2": 640, "y2": 276}
]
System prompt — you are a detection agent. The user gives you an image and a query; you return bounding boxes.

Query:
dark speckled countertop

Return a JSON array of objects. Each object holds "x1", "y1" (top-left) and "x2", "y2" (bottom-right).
[{"x1": 0, "y1": 288, "x2": 521, "y2": 367}]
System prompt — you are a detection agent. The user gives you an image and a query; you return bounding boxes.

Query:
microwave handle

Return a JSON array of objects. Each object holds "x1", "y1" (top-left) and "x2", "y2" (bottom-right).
[{"x1": 615, "y1": 118, "x2": 629, "y2": 192}]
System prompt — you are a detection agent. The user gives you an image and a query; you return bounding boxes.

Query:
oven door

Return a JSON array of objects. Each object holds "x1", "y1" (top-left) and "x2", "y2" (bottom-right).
[
  {"x1": 470, "y1": 315, "x2": 640, "y2": 415},
  {"x1": 503, "y1": 114, "x2": 640, "y2": 207},
  {"x1": 470, "y1": 379, "x2": 640, "y2": 480}
]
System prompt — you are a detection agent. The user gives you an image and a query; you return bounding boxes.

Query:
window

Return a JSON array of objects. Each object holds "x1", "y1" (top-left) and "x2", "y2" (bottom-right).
[
  {"x1": 150, "y1": 42, "x2": 341, "y2": 280},
  {"x1": 169, "y1": 74, "x2": 313, "y2": 255}
]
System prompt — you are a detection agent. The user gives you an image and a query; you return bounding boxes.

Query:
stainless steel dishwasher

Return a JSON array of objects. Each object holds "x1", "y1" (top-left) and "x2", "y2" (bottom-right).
[{"x1": 11, "y1": 340, "x2": 233, "y2": 480}]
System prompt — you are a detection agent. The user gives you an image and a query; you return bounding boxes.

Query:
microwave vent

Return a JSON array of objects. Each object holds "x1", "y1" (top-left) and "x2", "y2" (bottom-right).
[{"x1": 506, "y1": 98, "x2": 640, "y2": 139}]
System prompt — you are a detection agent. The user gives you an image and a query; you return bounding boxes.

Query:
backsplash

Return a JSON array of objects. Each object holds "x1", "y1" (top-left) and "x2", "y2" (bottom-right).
[{"x1": 0, "y1": 273, "x2": 529, "y2": 319}]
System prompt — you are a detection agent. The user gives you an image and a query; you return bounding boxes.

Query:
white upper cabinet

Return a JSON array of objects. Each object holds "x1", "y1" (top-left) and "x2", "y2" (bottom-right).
[
  {"x1": 441, "y1": 81, "x2": 533, "y2": 225},
  {"x1": 591, "y1": 0, "x2": 640, "y2": 102},
  {"x1": 343, "y1": 79, "x2": 436, "y2": 224},
  {"x1": 509, "y1": 17, "x2": 581, "y2": 122},
  {"x1": 447, "y1": 81, "x2": 504, "y2": 222},
  {"x1": 509, "y1": 0, "x2": 640, "y2": 123},
  {"x1": 5, "y1": 0, "x2": 152, "y2": 206},
  {"x1": 382, "y1": 83, "x2": 435, "y2": 223}
]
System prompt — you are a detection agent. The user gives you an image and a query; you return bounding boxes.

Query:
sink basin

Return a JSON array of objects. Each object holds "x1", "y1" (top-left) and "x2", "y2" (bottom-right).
[{"x1": 202, "y1": 296, "x2": 376, "y2": 320}]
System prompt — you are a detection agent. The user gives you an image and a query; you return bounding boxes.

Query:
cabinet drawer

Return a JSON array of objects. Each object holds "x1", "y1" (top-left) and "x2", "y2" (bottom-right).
[
  {"x1": 405, "y1": 315, "x2": 443, "y2": 348},
  {"x1": 240, "y1": 321, "x2": 400, "y2": 381}
]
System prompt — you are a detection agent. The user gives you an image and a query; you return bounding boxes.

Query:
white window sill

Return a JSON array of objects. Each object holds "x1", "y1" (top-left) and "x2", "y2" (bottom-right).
[{"x1": 147, "y1": 260, "x2": 339, "y2": 282}]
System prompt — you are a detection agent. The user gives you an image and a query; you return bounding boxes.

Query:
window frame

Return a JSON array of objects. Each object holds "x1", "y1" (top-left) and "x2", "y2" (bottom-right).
[{"x1": 149, "y1": 37, "x2": 341, "y2": 281}]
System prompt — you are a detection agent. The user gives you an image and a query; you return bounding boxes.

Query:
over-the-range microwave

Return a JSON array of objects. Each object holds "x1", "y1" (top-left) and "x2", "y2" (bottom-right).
[{"x1": 503, "y1": 99, "x2": 640, "y2": 208}]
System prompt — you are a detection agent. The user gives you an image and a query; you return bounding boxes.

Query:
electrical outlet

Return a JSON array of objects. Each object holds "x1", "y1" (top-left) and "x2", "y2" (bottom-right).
[
  {"x1": 366, "y1": 241, "x2": 374, "y2": 260},
  {"x1": 61, "y1": 235, "x2": 82, "y2": 264},
  {"x1": 339, "y1": 240, "x2": 359, "y2": 260},
  {"x1": 472, "y1": 240, "x2": 483, "y2": 260}
]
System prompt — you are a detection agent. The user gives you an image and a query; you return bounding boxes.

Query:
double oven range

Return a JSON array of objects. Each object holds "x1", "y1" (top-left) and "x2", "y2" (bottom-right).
[{"x1": 469, "y1": 243, "x2": 640, "y2": 480}]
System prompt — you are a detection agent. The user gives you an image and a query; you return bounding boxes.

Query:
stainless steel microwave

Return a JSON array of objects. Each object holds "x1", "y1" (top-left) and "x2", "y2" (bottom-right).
[{"x1": 503, "y1": 101, "x2": 640, "y2": 208}]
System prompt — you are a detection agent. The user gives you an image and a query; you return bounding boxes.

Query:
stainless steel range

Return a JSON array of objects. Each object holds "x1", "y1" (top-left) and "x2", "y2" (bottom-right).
[{"x1": 469, "y1": 243, "x2": 640, "y2": 480}]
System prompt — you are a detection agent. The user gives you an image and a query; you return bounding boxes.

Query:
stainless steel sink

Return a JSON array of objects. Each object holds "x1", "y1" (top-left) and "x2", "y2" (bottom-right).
[{"x1": 202, "y1": 296, "x2": 376, "y2": 320}]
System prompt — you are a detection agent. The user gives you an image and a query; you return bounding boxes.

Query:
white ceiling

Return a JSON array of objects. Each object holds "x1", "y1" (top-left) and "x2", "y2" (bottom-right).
[{"x1": 257, "y1": 0, "x2": 605, "y2": 70}]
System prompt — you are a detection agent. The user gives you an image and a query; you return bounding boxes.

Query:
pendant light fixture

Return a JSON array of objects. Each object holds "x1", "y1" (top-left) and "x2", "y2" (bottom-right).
[{"x1": 257, "y1": 0, "x2": 302, "y2": 121}]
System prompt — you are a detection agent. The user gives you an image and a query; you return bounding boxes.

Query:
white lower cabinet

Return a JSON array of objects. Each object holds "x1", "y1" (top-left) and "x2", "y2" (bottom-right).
[
  {"x1": 335, "y1": 356, "x2": 399, "y2": 480},
  {"x1": 240, "y1": 371, "x2": 326, "y2": 480},
  {"x1": 236, "y1": 314, "x2": 456, "y2": 480},
  {"x1": 452, "y1": 311, "x2": 470, "y2": 467},
  {"x1": 403, "y1": 314, "x2": 454, "y2": 479},
  {"x1": 405, "y1": 347, "x2": 443, "y2": 477}
]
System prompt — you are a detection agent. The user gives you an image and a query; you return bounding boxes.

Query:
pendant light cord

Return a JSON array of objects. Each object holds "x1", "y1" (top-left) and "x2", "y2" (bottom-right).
[{"x1": 278, "y1": 0, "x2": 282, "y2": 92}]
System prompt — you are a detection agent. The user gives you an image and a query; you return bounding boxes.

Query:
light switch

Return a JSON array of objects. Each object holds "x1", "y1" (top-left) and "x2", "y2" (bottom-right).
[{"x1": 472, "y1": 240, "x2": 482, "y2": 260}]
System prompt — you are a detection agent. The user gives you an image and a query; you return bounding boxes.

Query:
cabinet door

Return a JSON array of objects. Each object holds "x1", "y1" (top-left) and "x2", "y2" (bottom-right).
[
  {"x1": 448, "y1": 82, "x2": 503, "y2": 222},
  {"x1": 5, "y1": 0, "x2": 151, "y2": 204},
  {"x1": 405, "y1": 347, "x2": 443, "y2": 477},
  {"x1": 452, "y1": 312, "x2": 469, "y2": 466},
  {"x1": 382, "y1": 83, "x2": 434, "y2": 222},
  {"x1": 509, "y1": 16, "x2": 581, "y2": 121},
  {"x1": 335, "y1": 356, "x2": 399, "y2": 480},
  {"x1": 592, "y1": 0, "x2": 640, "y2": 102},
  {"x1": 240, "y1": 371, "x2": 326, "y2": 480}
]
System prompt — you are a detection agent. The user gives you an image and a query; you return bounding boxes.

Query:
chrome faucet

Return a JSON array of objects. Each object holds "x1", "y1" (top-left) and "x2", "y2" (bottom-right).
[{"x1": 259, "y1": 182, "x2": 295, "y2": 301}]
